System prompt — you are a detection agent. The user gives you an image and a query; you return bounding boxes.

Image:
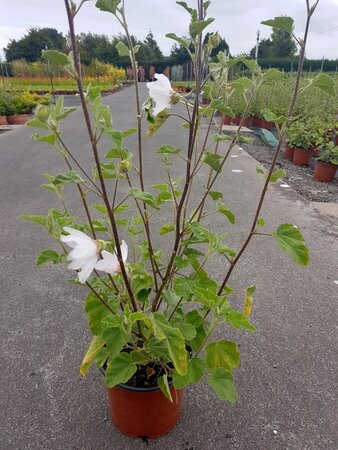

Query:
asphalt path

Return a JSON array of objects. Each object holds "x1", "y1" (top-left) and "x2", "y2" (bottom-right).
[{"x1": 1, "y1": 85, "x2": 337, "y2": 449}]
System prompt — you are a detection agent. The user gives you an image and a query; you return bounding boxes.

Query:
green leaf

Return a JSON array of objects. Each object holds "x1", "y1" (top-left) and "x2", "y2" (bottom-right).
[
  {"x1": 208, "y1": 190, "x2": 224, "y2": 201},
  {"x1": 156, "y1": 191, "x2": 172, "y2": 204},
  {"x1": 27, "y1": 119, "x2": 49, "y2": 130},
  {"x1": 80, "y1": 335, "x2": 105, "y2": 377},
  {"x1": 174, "y1": 322, "x2": 197, "y2": 341},
  {"x1": 190, "y1": 18, "x2": 215, "y2": 39},
  {"x1": 204, "y1": 152, "x2": 222, "y2": 171},
  {"x1": 53, "y1": 170, "x2": 84, "y2": 185},
  {"x1": 157, "y1": 145, "x2": 181, "y2": 155},
  {"x1": 261, "y1": 16, "x2": 294, "y2": 34},
  {"x1": 36, "y1": 249, "x2": 63, "y2": 266},
  {"x1": 19, "y1": 215, "x2": 46, "y2": 227},
  {"x1": 41, "y1": 49, "x2": 69, "y2": 66},
  {"x1": 147, "y1": 109, "x2": 170, "y2": 136},
  {"x1": 310, "y1": 73, "x2": 337, "y2": 98},
  {"x1": 165, "y1": 33, "x2": 191, "y2": 49},
  {"x1": 238, "y1": 135, "x2": 253, "y2": 144},
  {"x1": 32, "y1": 133, "x2": 57, "y2": 145},
  {"x1": 231, "y1": 77, "x2": 253, "y2": 92},
  {"x1": 176, "y1": 1, "x2": 194, "y2": 15},
  {"x1": 160, "y1": 223, "x2": 175, "y2": 235},
  {"x1": 205, "y1": 340, "x2": 240, "y2": 371},
  {"x1": 103, "y1": 326, "x2": 128, "y2": 359},
  {"x1": 256, "y1": 166, "x2": 286, "y2": 183},
  {"x1": 116, "y1": 41, "x2": 130, "y2": 57},
  {"x1": 261, "y1": 107, "x2": 285, "y2": 124},
  {"x1": 209, "y1": 100, "x2": 234, "y2": 116},
  {"x1": 273, "y1": 224, "x2": 309, "y2": 266},
  {"x1": 130, "y1": 187, "x2": 160, "y2": 209},
  {"x1": 105, "y1": 353, "x2": 137, "y2": 388},
  {"x1": 222, "y1": 307, "x2": 256, "y2": 331},
  {"x1": 105, "y1": 147, "x2": 130, "y2": 159},
  {"x1": 92, "y1": 204, "x2": 107, "y2": 214},
  {"x1": 152, "y1": 313, "x2": 188, "y2": 375},
  {"x1": 173, "y1": 357, "x2": 205, "y2": 389},
  {"x1": 242, "y1": 59, "x2": 259, "y2": 74},
  {"x1": 257, "y1": 217, "x2": 265, "y2": 228},
  {"x1": 270, "y1": 168, "x2": 286, "y2": 183},
  {"x1": 157, "y1": 374, "x2": 173, "y2": 402},
  {"x1": 42, "y1": 50, "x2": 76, "y2": 77},
  {"x1": 162, "y1": 290, "x2": 180, "y2": 306},
  {"x1": 212, "y1": 134, "x2": 232, "y2": 142},
  {"x1": 243, "y1": 285, "x2": 255, "y2": 318},
  {"x1": 133, "y1": 44, "x2": 141, "y2": 54},
  {"x1": 217, "y1": 203, "x2": 235, "y2": 224},
  {"x1": 207, "y1": 368, "x2": 238, "y2": 403},
  {"x1": 95, "y1": 0, "x2": 121, "y2": 14},
  {"x1": 85, "y1": 293, "x2": 119, "y2": 335},
  {"x1": 93, "y1": 162, "x2": 117, "y2": 179},
  {"x1": 263, "y1": 68, "x2": 282, "y2": 80},
  {"x1": 148, "y1": 338, "x2": 170, "y2": 359}
]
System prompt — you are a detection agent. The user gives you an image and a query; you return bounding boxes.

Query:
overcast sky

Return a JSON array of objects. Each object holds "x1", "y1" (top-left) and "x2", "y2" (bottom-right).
[{"x1": 1, "y1": 0, "x2": 338, "y2": 61}]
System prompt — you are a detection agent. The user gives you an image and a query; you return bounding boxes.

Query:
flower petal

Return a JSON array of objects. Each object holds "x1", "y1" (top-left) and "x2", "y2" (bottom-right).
[
  {"x1": 63, "y1": 227, "x2": 92, "y2": 239},
  {"x1": 78, "y1": 255, "x2": 97, "y2": 283},
  {"x1": 95, "y1": 250, "x2": 119, "y2": 274},
  {"x1": 146, "y1": 73, "x2": 174, "y2": 116},
  {"x1": 121, "y1": 240, "x2": 128, "y2": 262}
]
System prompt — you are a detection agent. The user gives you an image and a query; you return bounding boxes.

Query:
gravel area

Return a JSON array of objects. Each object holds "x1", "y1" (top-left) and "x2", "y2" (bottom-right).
[{"x1": 240, "y1": 132, "x2": 338, "y2": 203}]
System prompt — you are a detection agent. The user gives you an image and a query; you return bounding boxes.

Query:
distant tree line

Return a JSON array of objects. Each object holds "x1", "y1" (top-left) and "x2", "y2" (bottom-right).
[
  {"x1": 3, "y1": 27, "x2": 229, "y2": 68},
  {"x1": 2, "y1": 26, "x2": 337, "y2": 75}
]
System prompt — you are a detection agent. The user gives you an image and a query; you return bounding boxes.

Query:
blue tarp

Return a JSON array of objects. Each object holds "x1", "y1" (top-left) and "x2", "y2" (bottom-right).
[{"x1": 255, "y1": 128, "x2": 278, "y2": 148}]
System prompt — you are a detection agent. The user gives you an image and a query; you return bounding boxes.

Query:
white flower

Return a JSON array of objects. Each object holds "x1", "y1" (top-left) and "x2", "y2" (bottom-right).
[
  {"x1": 146, "y1": 73, "x2": 175, "y2": 116},
  {"x1": 95, "y1": 240, "x2": 128, "y2": 274},
  {"x1": 61, "y1": 227, "x2": 100, "y2": 284}
]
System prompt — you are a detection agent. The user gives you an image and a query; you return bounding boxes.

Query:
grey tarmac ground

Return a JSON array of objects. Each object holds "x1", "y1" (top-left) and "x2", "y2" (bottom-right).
[{"x1": 1, "y1": 85, "x2": 337, "y2": 450}]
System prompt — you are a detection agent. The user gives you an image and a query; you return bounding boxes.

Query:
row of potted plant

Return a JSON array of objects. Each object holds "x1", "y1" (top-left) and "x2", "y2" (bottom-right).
[
  {"x1": 0, "y1": 90, "x2": 51, "y2": 125},
  {"x1": 284, "y1": 140, "x2": 338, "y2": 182}
]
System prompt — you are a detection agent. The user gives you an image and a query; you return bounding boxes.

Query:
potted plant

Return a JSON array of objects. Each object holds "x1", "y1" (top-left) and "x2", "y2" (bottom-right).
[
  {"x1": 6, "y1": 95, "x2": 31, "y2": 125},
  {"x1": 0, "y1": 98, "x2": 8, "y2": 125},
  {"x1": 287, "y1": 119, "x2": 314, "y2": 165},
  {"x1": 21, "y1": 0, "x2": 328, "y2": 440},
  {"x1": 314, "y1": 141, "x2": 338, "y2": 182}
]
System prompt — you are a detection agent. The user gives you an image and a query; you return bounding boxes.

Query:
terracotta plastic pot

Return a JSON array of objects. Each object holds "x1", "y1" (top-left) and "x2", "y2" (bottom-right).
[
  {"x1": 7, "y1": 114, "x2": 30, "y2": 125},
  {"x1": 252, "y1": 116, "x2": 262, "y2": 128},
  {"x1": 223, "y1": 115, "x2": 232, "y2": 125},
  {"x1": 311, "y1": 147, "x2": 320, "y2": 158},
  {"x1": 241, "y1": 116, "x2": 252, "y2": 128},
  {"x1": 313, "y1": 160, "x2": 337, "y2": 182},
  {"x1": 107, "y1": 383, "x2": 184, "y2": 438},
  {"x1": 292, "y1": 147, "x2": 312, "y2": 165},
  {"x1": 0, "y1": 116, "x2": 8, "y2": 125},
  {"x1": 260, "y1": 118, "x2": 273, "y2": 130},
  {"x1": 284, "y1": 143, "x2": 295, "y2": 160}
]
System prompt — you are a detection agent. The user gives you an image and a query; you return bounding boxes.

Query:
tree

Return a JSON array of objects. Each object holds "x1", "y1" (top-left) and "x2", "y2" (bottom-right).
[
  {"x1": 249, "y1": 38, "x2": 274, "y2": 58},
  {"x1": 204, "y1": 33, "x2": 230, "y2": 58},
  {"x1": 249, "y1": 23, "x2": 296, "y2": 59},
  {"x1": 270, "y1": 28, "x2": 296, "y2": 58},
  {"x1": 143, "y1": 30, "x2": 163, "y2": 61},
  {"x1": 4, "y1": 28, "x2": 66, "y2": 62},
  {"x1": 76, "y1": 33, "x2": 116, "y2": 65}
]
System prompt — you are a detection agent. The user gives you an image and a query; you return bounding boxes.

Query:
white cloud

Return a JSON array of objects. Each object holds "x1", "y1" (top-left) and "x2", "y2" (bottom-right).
[{"x1": 1, "y1": 0, "x2": 337, "y2": 60}]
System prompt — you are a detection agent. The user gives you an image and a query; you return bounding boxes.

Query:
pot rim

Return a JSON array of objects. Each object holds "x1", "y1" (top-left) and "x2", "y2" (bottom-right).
[
  {"x1": 315, "y1": 160, "x2": 336, "y2": 167},
  {"x1": 100, "y1": 367, "x2": 174, "y2": 392},
  {"x1": 115, "y1": 382, "x2": 163, "y2": 392},
  {"x1": 293, "y1": 147, "x2": 312, "y2": 153}
]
